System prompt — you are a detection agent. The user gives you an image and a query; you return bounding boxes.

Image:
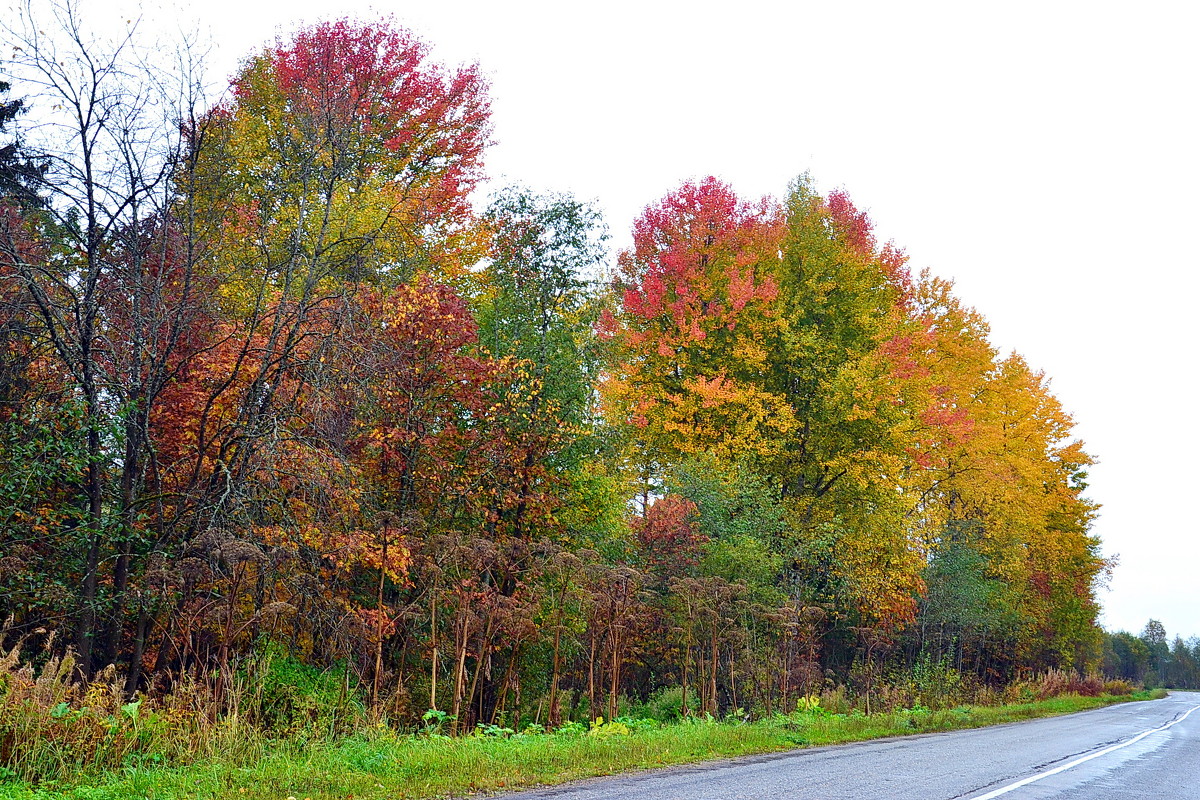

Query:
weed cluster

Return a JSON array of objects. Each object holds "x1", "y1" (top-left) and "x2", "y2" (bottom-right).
[
  {"x1": 0, "y1": 624, "x2": 1160, "y2": 796},
  {"x1": 0, "y1": 632, "x2": 364, "y2": 786},
  {"x1": 1003, "y1": 669, "x2": 1106, "y2": 703}
]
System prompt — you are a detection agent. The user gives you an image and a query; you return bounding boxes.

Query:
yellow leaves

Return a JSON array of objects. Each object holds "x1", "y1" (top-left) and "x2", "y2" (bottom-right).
[
  {"x1": 322, "y1": 528, "x2": 413, "y2": 584},
  {"x1": 190, "y1": 44, "x2": 488, "y2": 293},
  {"x1": 730, "y1": 333, "x2": 773, "y2": 369},
  {"x1": 1053, "y1": 438, "x2": 1093, "y2": 468}
]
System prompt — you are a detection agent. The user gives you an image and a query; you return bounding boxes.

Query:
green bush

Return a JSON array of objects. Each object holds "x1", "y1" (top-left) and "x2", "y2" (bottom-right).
[
  {"x1": 242, "y1": 648, "x2": 364, "y2": 739},
  {"x1": 615, "y1": 715, "x2": 660, "y2": 732},
  {"x1": 633, "y1": 686, "x2": 685, "y2": 722},
  {"x1": 907, "y1": 654, "x2": 967, "y2": 709},
  {"x1": 553, "y1": 720, "x2": 587, "y2": 736},
  {"x1": 587, "y1": 716, "x2": 630, "y2": 737}
]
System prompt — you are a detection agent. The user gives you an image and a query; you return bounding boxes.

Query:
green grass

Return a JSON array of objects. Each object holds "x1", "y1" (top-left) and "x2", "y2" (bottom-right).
[{"x1": 0, "y1": 691, "x2": 1166, "y2": 800}]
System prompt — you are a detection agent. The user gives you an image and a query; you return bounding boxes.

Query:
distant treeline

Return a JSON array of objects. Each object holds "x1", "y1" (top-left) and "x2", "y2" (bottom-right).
[
  {"x1": 1104, "y1": 621, "x2": 1200, "y2": 690},
  {"x1": 1, "y1": 6, "x2": 1111, "y2": 726}
]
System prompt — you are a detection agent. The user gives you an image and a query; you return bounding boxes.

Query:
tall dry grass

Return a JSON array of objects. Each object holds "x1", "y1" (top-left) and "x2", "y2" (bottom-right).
[{"x1": 0, "y1": 622, "x2": 364, "y2": 785}]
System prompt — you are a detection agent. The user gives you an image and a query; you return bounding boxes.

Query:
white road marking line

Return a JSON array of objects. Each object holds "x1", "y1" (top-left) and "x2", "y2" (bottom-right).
[{"x1": 968, "y1": 703, "x2": 1200, "y2": 800}]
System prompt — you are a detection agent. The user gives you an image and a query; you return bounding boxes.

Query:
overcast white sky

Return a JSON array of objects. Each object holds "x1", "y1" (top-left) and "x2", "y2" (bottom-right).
[{"x1": 80, "y1": 0, "x2": 1200, "y2": 639}]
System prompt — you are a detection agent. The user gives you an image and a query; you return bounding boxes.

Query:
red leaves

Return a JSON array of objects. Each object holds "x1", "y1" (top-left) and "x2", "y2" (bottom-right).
[
  {"x1": 617, "y1": 177, "x2": 781, "y2": 339},
  {"x1": 269, "y1": 20, "x2": 430, "y2": 120},
  {"x1": 347, "y1": 277, "x2": 555, "y2": 537},
  {"x1": 878, "y1": 242, "x2": 913, "y2": 305},
  {"x1": 359, "y1": 277, "x2": 483, "y2": 406},
  {"x1": 602, "y1": 178, "x2": 791, "y2": 461},
  {"x1": 633, "y1": 494, "x2": 707, "y2": 578},
  {"x1": 213, "y1": 17, "x2": 493, "y2": 261},
  {"x1": 350, "y1": 278, "x2": 491, "y2": 488},
  {"x1": 826, "y1": 188, "x2": 876, "y2": 257},
  {"x1": 266, "y1": 18, "x2": 490, "y2": 211}
]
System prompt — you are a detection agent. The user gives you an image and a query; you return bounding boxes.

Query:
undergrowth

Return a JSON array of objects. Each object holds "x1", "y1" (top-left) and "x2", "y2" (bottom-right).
[
  {"x1": 0, "y1": 631, "x2": 1169, "y2": 799},
  {"x1": 0, "y1": 691, "x2": 1166, "y2": 799}
]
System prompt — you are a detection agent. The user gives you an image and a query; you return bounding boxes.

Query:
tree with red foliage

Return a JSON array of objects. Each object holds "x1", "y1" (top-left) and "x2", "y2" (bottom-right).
[
  {"x1": 633, "y1": 494, "x2": 706, "y2": 581},
  {"x1": 601, "y1": 178, "x2": 792, "y2": 499},
  {"x1": 194, "y1": 17, "x2": 492, "y2": 288}
]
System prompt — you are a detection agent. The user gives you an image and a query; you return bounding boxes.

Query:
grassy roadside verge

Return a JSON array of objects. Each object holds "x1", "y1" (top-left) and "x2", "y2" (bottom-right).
[{"x1": 0, "y1": 690, "x2": 1167, "y2": 800}]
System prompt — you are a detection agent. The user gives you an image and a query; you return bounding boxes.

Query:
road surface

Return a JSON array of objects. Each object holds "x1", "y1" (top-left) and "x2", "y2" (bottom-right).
[{"x1": 500, "y1": 691, "x2": 1200, "y2": 800}]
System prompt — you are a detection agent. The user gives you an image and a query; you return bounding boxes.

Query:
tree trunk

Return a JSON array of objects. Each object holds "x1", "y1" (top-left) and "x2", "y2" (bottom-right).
[
  {"x1": 372, "y1": 536, "x2": 387, "y2": 712},
  {"x1": 465, "y1": 611, "x2": 495, "y2": 728},
  {"x1": 608, "y1": 627, "x2": 619, "y2": 722},
  {"x1": 587, "y1": 633, "x2": 597, "y2": 721},
  {"x1": 450, "y1": 610, "x2": 470, "y2": 732},
  {"x1": 708, "y1": 631, "x2": 719, "y2": 716},
  {"x1": 680, "y1": 642, "x2": 690, "y2": 718},
  {"x1": 548, "y1": 611, "x2": 564, "y2": 725},
  {"x1": 429, "y1": 586, "x2": 439, "y2": 710}
]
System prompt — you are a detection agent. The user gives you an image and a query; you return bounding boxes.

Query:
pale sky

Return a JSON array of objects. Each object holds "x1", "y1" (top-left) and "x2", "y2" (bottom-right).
[{"x1": 77, "y1": 0, "x2": 1200, "y2": 639}]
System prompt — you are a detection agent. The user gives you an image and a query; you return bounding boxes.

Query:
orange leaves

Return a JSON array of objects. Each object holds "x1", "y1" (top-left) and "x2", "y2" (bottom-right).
[
  {"x1": 324, "y1": 528, "x2": 412, "y2": 585},
  {"x1": 893, "y1": 286, "x2": 1103, "y2": 664},
  {"x1": 338, "y1": 276, "x2": 559, "y2": 542},
  {"x1": 634, "y1": 494, "x2": 706, "y2": 579},
  {"x1": 685, "y1": 374, "x2": 736, "y2": 409},
  {"x1": 603, "y1": 178, "x2": 789, "y2": 464}
]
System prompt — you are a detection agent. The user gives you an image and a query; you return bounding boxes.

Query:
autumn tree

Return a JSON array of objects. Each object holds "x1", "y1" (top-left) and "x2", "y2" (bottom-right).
[
  {"x1": 0, "y1": 0, "x2": 214, "y2": 673},
  {"x1": 897, "y1": 271, "x2": 1105, "y2": 676},
  {"x1": 0, "y1": 2, "x2": 1111, "y2": 725},
  {"x1": 132, "y1": 18, "x2": 496, "y2": 691},
  {"x1": 761, "y1": 177, "x2": 929, "y2": 644},
  {"x1": 475, "y1": 188, "x2": 608, "y2": 541},
  {"x1": 174, "y1": 17, "x2": 490, "y2": 524},
  {"x1": 192, "y1": 17, "x2": 490, "y2": 291},
  {"x1": 601, "y1": 177, "x2": 790, "y2": 501}
]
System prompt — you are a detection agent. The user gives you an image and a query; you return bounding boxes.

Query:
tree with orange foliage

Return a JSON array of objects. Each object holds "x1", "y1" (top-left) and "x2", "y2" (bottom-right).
[{"x1": 601, "y1": 177, "x2": 791, "y2": 503}]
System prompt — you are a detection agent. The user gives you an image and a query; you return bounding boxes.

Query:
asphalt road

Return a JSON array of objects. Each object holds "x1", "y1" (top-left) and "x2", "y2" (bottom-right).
[{"x1": 500, "y1": 691, "x2": 1200, "y2": 800}]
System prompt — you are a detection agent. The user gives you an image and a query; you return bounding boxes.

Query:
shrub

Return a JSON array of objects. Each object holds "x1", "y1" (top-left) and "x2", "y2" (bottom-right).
[
  {"x1": 615, "y1": 715, "x2": 660, "y2": 732},
  {"x1": 240, "y1": 647, "x2": 365, "y2": 739},
  {"x1": 818, "y1": 685, "x2": 852, "y2": 715},
  {"x1": 907, "y1": 654, "x2": 968, "y2": 710},
  {"x1": 0, "y1": 634, "x2": 363, "y2": 785},
  {"x1": 1013, "y1": 669, "x2": 1106, "y2": 701},
  {"x1": 553, "y1": 720, "x2": 587, "y2": 736},
  {"x1": 1073, "y1": 673, "x2": 1105, "y2": 697},
  {"x1": 796, "y1": 695, "x2": 822, "y2": 714},
  {"x1": 587, "y1": 716, "x2": 630, "y2": 737},
  {"x1": 635, "y1": 686, "x2": 685, "y2": 722},
  {"x1": 0, "y1": 642, "x2": 203, "y2": 784}
]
